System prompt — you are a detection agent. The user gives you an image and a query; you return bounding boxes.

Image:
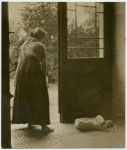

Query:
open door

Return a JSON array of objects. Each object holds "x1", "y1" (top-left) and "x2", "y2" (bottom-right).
[{"x1": 58, "y1": 2, "x2": 112, "y2": 123}]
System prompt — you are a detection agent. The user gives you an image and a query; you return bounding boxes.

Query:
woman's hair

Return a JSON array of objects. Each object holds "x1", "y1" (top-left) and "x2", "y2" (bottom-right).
[{"x1": 29, "y1": 27, "x2": 47, "y2": 41}]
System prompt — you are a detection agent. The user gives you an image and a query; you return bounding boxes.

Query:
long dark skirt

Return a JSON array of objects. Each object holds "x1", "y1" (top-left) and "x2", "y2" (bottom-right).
[{"x1": 12, "y1": 57, "x2": 50, "y2": 125}]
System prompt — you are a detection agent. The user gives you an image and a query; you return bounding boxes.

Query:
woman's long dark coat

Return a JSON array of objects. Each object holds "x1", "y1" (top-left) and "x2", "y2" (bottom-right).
[{"x1": 12, "y1": 40, "x2": 50, "y2": 126}]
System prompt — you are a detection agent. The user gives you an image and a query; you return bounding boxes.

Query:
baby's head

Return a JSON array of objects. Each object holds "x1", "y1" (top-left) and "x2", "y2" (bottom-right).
[
  {"x1": 105, "y1": 120, "x2": 114, "y2": 128},
  {"x1": 101, "y1": 120, "x2": 114, "y2": 129}
]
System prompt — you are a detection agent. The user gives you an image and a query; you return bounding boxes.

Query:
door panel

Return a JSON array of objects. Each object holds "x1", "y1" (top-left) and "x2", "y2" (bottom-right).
[{"x1": 58, "y1": 2, "x2": 112, "y2": 123}]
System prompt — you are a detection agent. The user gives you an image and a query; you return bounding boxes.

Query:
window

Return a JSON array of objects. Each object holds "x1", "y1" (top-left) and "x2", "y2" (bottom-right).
[{"x1": 67, "y1": 2, "x2": 104, "y2": 59}]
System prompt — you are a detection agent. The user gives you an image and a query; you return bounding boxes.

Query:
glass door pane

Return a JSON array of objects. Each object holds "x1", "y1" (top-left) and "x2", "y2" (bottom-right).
[{"x1": 67, "y1": 2, "x2": 104, "y2": 59}]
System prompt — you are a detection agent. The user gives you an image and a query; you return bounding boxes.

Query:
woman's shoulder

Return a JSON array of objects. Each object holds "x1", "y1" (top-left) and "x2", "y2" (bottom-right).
[
  {"x1": 34, "y1": 42, "x2": 46, "y2": 50},
  {"x1": 22, "y1": 41, "x2": 46, "y2": 52},
  {"x1": 20, "y1": 39, "x2": 46, "y2": 60}
]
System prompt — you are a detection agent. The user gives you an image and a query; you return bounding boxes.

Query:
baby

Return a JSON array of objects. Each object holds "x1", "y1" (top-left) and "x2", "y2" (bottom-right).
[{"x1": 75, "y1": 115, "x2": 116, "y2": 132}]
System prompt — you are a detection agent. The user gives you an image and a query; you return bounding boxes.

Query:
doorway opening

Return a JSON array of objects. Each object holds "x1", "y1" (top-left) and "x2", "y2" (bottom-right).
[{"x1": 8, "y1": 2, "x2": 59, "y2": 125}]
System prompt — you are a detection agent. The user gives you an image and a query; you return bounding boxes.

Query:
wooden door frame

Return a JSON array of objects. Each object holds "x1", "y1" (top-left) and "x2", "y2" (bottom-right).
[
  {"x1": 58, "y1": 2, "x2": 67, "y2": 123},
  {"x1": 2, "y1": 2, "x2": 12, "y2": 148}
]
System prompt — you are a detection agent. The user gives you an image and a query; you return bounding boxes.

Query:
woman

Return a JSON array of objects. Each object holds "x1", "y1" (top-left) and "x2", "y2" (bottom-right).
[{"x1": 12, "y1": 27, "x2": 54, "y2": 133}]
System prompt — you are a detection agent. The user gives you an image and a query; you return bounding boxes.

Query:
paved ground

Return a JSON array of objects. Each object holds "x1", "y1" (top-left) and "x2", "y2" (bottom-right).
[
  {"x1": 10, "y1": 79, "x2": 59, "y2": 124},
  {"x1": 11, "y1": 120, "x2": 125, "y2": 148}
]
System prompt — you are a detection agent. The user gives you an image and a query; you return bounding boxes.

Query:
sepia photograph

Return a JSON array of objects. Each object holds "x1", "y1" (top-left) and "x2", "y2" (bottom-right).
[{"x1": 1, "y1": 1, "x2": 125, "y2": 148}]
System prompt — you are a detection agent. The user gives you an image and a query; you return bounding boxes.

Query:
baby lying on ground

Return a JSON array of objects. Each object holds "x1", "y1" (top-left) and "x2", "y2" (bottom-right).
[{"x1": 75, "y1": 115, "x2": 117, "y2": 132}]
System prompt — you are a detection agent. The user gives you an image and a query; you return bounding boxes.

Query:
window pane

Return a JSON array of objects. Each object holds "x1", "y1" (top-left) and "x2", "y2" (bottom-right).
[
  {"x1": 76, "y1": 39, "x2": 96, "y2": 48},
  {"x1": 67, "y1": 2, "x2": 75, "y2": 10},
  {"x1": 68, "y1": 39, "x2": 97, "y2": 48},
  {"x1": 99, "y1": 49, "x2": 104, "y2": 58},
  {"x1": 68, "y1": 48, "x2": 77, "y2": 59},
  {"x1": 76, "y1": 6, "x2": 96, "y2": 38},
  {"x1": 76, "y1": 2, "x2": 95, "y2": 6},
  {"x1": 77, "y1": 48, "x2": 96, "y2": 58},
  {"x1": 96, "y1": 3, "x2": 104, "y2": 12},
  {"x1": 67, "y1": 10, "x2": 76, "y2": 38},
  {"x1": 96, "y1": 13, "x2": 104, "y2": 38},
  {"x1": 68, "y1": 48, "x2": 97, "y2": 59},
  {"x1": 68, "y1": 38, "x2": 76, "y2": 48}
]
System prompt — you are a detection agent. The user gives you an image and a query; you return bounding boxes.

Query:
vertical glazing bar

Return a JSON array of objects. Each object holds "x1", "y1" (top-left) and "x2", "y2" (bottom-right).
[
  {"x1": 75, "y1": 2, "x2": 77, "y2": 57},
  {"x1": 58, "y1": 2, "x2": 61, "y2": 113},
  {"x1": 95, "y1": 2, "x2": 98, "y2": 58}
]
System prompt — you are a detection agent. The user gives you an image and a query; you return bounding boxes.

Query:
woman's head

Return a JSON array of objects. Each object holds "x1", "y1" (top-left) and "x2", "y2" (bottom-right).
[{"x1": 29, "y1": 27, "x2": 47, "y2": 42}]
